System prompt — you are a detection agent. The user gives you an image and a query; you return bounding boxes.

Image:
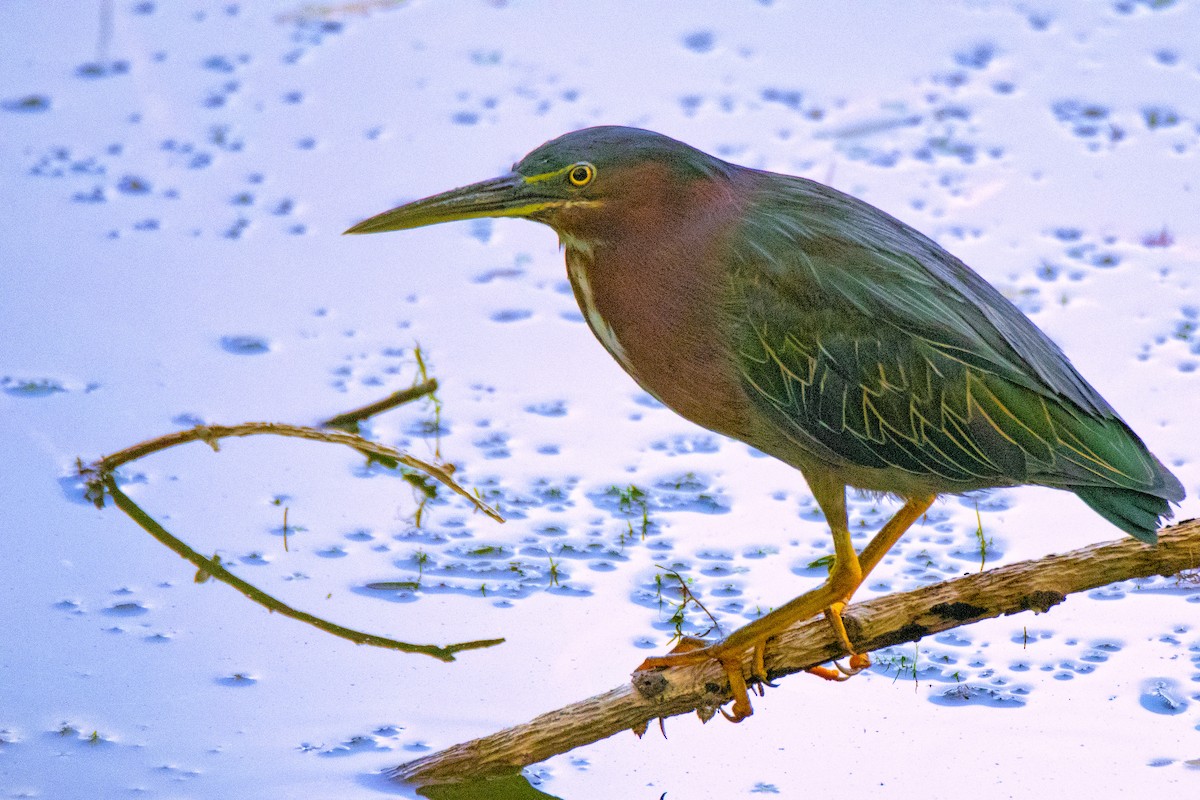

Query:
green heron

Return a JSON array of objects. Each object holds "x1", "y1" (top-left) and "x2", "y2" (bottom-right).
[{"x1": 346, "y1": 126, "x2": 1184, "y2": 721}]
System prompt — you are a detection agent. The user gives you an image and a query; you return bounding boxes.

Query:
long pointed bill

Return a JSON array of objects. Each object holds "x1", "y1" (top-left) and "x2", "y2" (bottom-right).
[{"x1": 344, "y1": 173, "x2": 553, "y2": 235}]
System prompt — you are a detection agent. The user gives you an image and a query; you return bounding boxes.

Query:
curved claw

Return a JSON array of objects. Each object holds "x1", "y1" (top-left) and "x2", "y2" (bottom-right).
[
  {"x1": 719, "y1": 705, "x2": 749, "y2": 723},
  {"x1": 830, "y1": 652, "x2": 871, "y2": 677},
  {"x1": 806, "y1": 651, "x2": 872, "y2": 682},
  {"x1": 806, "y1": 663, "x2": 853, "y2": 682},
  {"x1": 846, "y1": 652, "x2": 872, "y2": 673},
  {"x1": 719, "y1": 693, "x2": 754, "y2": 723}
]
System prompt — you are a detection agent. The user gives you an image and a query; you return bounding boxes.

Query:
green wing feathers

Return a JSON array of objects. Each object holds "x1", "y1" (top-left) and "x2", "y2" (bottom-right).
[{"x1": 729, "y1": 173, "x2": 1184, "y2": 540}]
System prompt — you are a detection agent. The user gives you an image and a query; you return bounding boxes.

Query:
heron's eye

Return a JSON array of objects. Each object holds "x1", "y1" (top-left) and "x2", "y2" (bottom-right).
[{"x1": 567, "y1": 163, "x2": 595, "y2": 187}]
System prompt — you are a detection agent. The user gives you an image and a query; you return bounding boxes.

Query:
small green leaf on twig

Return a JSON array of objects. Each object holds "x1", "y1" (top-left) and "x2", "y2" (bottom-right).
[
  {"x1": 195, "y1": 553, "x2": 222, "y2": 583},
  {"x1": 807, "y1": 554, "x2": 836, "y2": 571}
]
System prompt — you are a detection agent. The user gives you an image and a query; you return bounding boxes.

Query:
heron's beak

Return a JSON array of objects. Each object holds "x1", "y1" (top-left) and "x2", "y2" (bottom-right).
[{"x1": 344, "y1": 173, "x2": 554, "y2": 235}]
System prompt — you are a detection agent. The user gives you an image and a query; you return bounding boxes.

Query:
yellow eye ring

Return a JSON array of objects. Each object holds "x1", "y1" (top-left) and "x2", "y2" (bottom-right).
[{"x1": 567, "y1": 162, "x2": 595, "y2": 187}]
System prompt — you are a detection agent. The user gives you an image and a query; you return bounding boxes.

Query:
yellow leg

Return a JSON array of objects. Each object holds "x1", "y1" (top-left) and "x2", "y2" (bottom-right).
[
  {"x1": 816, "y1": 494, "x2": 936, "y2": 674},
  {"x1": 858, "y1": 495, "x2": 936, "y2": 579},
  {"x1": 636, "y1": 483, "x2": 935, "y2": 721}
]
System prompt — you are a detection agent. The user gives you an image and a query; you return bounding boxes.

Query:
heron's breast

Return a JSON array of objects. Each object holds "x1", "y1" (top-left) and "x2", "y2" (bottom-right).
[
  {"x1": 563, "y1": 239, "x2": 753, "y2": 441},
  {"x1": 564, "y1": 237, "x2": 630, "y2": 368}
]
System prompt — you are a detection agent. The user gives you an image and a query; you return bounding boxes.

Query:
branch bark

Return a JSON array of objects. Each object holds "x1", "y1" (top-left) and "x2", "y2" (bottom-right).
[{"x1": 393, "y1": 518, "x2": 1200, "y2": 787}]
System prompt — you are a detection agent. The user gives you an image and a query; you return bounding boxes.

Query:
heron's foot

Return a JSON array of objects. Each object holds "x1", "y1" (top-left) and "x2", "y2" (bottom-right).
[
  {"x1": 636, "y1": 636, "x2": 769, "y2": 723},
  {"x1": 804, "y1": 602, "x2": 871, "y2": 681},
  {"x1": 634, "y1": 590, "x2": 865, "y2": 720}
]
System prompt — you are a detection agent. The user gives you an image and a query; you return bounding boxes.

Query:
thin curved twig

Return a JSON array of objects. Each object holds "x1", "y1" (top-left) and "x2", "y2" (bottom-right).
[
  {"x1": 77, "y1": 384, "x2": 506, "y2": 661},
  {"x1": 82, "y1": 420, "x2": 502, "y2": 523},
  {"x1": 102, "y1": 476, "x2": 504, "y2": 662}
]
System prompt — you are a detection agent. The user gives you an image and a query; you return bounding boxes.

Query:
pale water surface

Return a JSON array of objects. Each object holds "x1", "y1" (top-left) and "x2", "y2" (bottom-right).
[{"x1": 2, "y1": 1, "x2": 1198, "y2": 797}]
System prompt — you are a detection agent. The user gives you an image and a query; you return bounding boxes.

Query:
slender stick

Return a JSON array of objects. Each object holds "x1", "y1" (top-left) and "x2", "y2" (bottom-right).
[
  {"x1": 84, "y1": 421, "x2": 502, "y2": 523},
  {"x1": 103, "y1": 477, "x2": 504, "y2": 662},
  {"x1": 322, "y1": 379, "x2": 439, "y2": 431},
  {"x1": 392, "y1": 519, "x2": 1200, "y2": 786},
  {"x1": 77, "y1": 385, "x2": 507, "y2": 661}
]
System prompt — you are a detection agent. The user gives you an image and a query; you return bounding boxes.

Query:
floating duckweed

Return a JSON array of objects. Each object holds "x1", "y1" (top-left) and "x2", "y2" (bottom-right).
[
  {"x1": 219, "y1": 335, "x2": 271, "y2": 354},
  {"x1": 1, "y1": 377, "x2": 67, "y2": 397}
]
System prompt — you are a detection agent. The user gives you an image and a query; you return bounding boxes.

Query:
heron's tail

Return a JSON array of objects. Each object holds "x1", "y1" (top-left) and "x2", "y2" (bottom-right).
[{"x1": 1074, "y1": 462, "x2": 1184, "y2": 544}]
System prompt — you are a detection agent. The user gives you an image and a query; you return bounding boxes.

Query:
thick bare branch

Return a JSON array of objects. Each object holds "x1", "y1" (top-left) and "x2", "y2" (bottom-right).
[{"x1": 393, "y1": 519, "x2": 1200, "y2": 786}]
